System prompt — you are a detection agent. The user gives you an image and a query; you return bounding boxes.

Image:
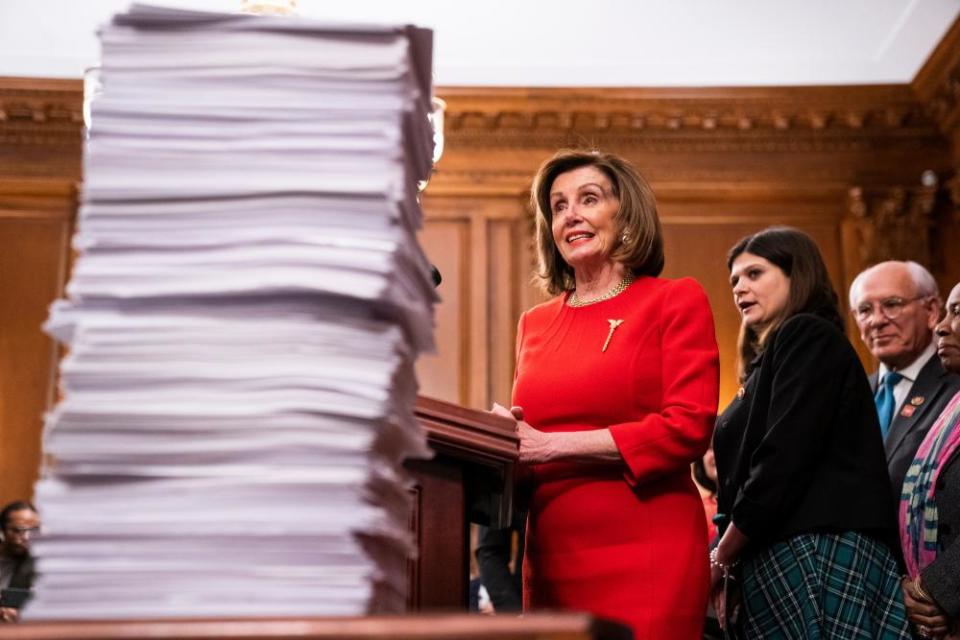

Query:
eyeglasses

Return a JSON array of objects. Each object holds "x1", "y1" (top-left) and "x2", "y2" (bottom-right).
[
  {"x1": 852, "y1": 296, "x2": 928, "y2": 323},
  {"x1": 7, "y1": 526, "x2": 39, "y2": 537}
]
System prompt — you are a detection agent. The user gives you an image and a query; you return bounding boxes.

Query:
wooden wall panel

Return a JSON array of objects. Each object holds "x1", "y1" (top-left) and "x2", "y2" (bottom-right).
[
  {"x1": 487, "y1": 219, "x2": 516, "y2": 408},
  {"x1": 0, "y1": 77, "x2": 82, "y2": 505},
  {"x1": 418, "y1": 68, "x2": 960, "y2": 411},
  {"x1": 421, "y1": 182, "x2": 864, "y2": 412},
  {"x1": 417, "y1": 196, "x2": 542, "y2": 410},
  {"x1": 662, "y1": 217, "x2": 844, "y2": 407},
  {"x1": 0, "y1": 180, "x2": 75, "y2": 506},
  {"x1": 415, "y1": 220, "x2": 469, "y2": 406}
]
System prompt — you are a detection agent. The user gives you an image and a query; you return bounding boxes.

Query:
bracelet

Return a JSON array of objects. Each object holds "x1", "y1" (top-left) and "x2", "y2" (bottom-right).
[
  {"x1": 914, "y1": 577, "x2": 933, "y2": 602},
  {"x1": 709, "y1": 547, "x2": 739, "y2": 571}
]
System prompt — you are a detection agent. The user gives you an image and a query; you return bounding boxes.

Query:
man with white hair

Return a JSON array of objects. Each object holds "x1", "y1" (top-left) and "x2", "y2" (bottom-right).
[{"x1": 850, "y1": 260, "x2": 960, "y2": 502}]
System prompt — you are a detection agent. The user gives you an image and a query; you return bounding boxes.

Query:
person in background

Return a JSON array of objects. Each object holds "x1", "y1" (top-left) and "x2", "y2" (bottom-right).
[
  {"x1": 899, "y1": 281, "x2": 960, "y2": 640},
  {"x1": 494, "y1": 149, "x2": 720, "y2": 638},
  {"x1": 0, "y1": 501, "x2": 40, "y2": 623},
  {"x1": 694, "y1": 448, "x2": 723, "y2": 639},
  {"x1": 474, "y1": 509, "x2": 525, "y2": 613},
  {"x1": 849, "y1": 261, "x2": 960, "y2": 504},
  {"x1": 712, "y1": 227, "x2": 910, "y2": 638},
  {"x1": 694, "y1": 447, "x2": 719, "y2": 542}
]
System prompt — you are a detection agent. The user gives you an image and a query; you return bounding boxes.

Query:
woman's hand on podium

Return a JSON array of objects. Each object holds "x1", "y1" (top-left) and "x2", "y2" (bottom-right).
[{"x1": 491, "y1": 403, "x2": 557, "y2": 464}]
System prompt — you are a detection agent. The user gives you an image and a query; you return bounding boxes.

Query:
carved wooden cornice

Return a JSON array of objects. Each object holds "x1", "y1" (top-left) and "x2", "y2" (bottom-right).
[
  {"x1": 845, "y1": 178, "x2": 942, "y2": 267},
  {"x1": 912, "y1": 17, "x2": 960, "y2": 136},
  {"x1": 946, "y1": 169, "x2": 960, "y2": 222},
  {"x1": 0, "y1": 77, "x2": 84, "y2": 141},
  {"x1": 0, "y1": 78, "x2": 84, "y2": 178},
  {"x1": 437, "y1": 86, "x2": 941, "y2": 151}
]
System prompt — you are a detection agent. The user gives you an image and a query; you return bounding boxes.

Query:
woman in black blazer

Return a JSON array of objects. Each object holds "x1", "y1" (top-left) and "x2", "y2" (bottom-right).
[
  {"x1": 900, "y1": 281, "x2": 960, "y2": 640},
  {"x1": 710, "y1": 227, "x2": 910, "y2": 639}
]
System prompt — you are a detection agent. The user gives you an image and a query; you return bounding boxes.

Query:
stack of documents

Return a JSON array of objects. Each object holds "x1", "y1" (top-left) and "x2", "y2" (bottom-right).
[{"x1": 28, "y1": 3, "x2": 436, "y2": 619}]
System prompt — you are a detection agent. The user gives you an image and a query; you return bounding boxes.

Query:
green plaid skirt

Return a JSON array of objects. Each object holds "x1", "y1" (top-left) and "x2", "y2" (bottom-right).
[{"x1": 737, "y1": 531, "x2": 911, "y2": 639}]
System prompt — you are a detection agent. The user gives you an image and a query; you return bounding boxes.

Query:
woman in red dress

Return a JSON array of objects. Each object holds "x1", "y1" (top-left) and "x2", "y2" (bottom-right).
[{"x1": 494, "y1": 150, "x2": 720, "y2": 638}]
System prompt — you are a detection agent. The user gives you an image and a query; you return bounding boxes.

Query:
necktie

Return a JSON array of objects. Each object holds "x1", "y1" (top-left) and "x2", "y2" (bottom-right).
[{"x1": 875, "y1": 371, "x2": 904, "y2": 440}]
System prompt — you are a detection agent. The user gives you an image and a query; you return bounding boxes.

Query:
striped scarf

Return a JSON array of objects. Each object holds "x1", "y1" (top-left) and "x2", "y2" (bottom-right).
[{"x1": 900, "y1": 390, "x2": 960, "y2": 577}]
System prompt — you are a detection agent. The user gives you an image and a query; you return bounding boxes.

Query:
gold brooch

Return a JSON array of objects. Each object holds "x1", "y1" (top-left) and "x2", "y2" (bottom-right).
[{"x1": 602, "y1": 319, "x2": 624, "y2": 353}]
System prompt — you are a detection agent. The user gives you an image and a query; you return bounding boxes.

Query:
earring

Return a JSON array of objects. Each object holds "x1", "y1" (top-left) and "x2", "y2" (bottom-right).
[{"x1": 621, "y1": 230, "x2": 631, "y2": 244}]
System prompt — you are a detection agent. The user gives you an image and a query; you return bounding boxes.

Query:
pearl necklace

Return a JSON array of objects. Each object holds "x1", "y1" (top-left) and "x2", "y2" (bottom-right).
[{"x1": 568, "y1": 274, "x2": 635, "y2": 308}]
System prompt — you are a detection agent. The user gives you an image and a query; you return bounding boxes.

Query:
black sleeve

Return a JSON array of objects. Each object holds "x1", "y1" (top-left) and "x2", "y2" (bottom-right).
[
  {"x1": 8, "y1": 555, "x2": 35, "y2": 590},
  {"x1": 475, "y1": 525, "x2": 522, "y2": 612},
  {"x1": 921, "y1": 540, "x2": 960, "y2": 617},
  {"x1": 732, "y1": 316, "x2": 847, "y2": 541}
]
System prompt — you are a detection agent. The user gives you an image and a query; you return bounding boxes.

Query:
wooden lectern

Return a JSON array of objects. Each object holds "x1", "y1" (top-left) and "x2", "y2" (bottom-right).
[{"x1": 408, "y1": 396, "x2": 518, "y2": 610}]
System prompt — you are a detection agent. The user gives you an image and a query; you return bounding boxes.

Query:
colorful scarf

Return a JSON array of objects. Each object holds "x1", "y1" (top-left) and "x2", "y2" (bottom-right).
[{"x1": 900, "y1": 390, "x2": 960, "y2": 577}]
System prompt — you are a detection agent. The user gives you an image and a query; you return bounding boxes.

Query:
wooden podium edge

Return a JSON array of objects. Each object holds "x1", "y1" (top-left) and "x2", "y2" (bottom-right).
[{"x1": 0, "y1": 612, "x2": 632, "y2": 640}]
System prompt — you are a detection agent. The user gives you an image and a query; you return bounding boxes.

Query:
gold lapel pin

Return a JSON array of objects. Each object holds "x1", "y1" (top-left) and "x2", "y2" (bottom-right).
[{"x1": 910, "y1": 396, "x2": 925, "y2": 406}]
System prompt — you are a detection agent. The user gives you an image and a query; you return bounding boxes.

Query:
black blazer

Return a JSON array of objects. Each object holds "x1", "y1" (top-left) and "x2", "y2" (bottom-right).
[
  {"x1": 1, "y1": 552, "x2": 35, "y2": 596},
  {"x1": 870, "y1": 354, "x2": 960, "y2": 503},
  {"x1": 921, "y1": 447, "x2": 960, "y2": 617},
  {"x1": 714, "y1": 314, "x2": 896, "y2": 546}
]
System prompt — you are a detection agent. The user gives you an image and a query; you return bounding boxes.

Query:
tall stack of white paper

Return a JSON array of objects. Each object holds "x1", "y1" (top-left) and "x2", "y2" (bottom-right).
[{"x1": 28, "y1": 3, "x2": 437, "y2": 619}]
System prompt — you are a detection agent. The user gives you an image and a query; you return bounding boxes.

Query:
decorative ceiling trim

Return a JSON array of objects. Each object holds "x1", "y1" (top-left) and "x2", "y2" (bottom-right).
[
  {"x1": 439, "y1": 129, "x2": 945, "y2": 153},
  {"x1": 0, "y1": 77, "x2": 83, "y2": 155},
  {"x1": 437, "y1": 86, "x2": 940, "y2": 142},
  {"x1": 0, "y1": 78, "x2": 82, "y2": 180},
  {"x1": 0, "y1": 77, "x2": 83, "y2": 121},
  {"x1": 912, "y1": 17, "x2": 960, "y2": 136}
]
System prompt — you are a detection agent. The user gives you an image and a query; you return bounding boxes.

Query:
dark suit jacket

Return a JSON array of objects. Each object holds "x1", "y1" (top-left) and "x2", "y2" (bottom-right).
[
  {"x1": 714, "y1": 314, "x2": 897, "y2": 547},
  {"x1": 921, "y1": 448, "x2": 960, "y2": 617},
  {"x1": 870, "y1": 354, "x2": 960, "y2": 503},
  {"x1": 0, "y1": 552, "x2": 35, "y2": 609}
]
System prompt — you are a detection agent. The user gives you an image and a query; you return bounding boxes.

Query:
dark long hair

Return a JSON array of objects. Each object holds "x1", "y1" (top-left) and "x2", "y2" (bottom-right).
[
  {"x1": 693, "y1": 457, "x2": 717, "y2": 495},
  {"x1": 727, "y1": 227, "x2": 843, "y2": 380}
]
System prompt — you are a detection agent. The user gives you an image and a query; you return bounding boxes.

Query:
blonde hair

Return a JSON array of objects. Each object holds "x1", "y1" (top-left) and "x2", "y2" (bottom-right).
[{"x1": 531, "y1": 149, "x2": 664, "y2": 296}]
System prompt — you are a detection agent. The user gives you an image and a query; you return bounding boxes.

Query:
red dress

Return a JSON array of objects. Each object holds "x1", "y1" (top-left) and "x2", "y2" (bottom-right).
[{"x1": 513, "y1": 276, "x2": 720, "y2": 639}]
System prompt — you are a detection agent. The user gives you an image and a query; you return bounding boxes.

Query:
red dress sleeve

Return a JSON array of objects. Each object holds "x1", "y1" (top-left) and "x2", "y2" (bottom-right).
[{"x1": 608, "y1": 278, "x2": 720, "y2": 486}]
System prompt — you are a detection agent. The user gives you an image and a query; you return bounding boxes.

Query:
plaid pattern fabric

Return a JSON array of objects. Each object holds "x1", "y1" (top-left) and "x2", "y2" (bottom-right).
[{"x1": 738, "y1": 532, "x2": 911, "y2": 639}]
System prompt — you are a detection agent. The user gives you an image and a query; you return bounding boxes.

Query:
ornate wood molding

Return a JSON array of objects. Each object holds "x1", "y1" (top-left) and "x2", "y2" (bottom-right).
[
  {"x1": 437, "y1": 86, "x2": 941, "y2": 151},
  {"x1": 845, "y1": 178, "x2": 941, "y2": 267},
  {"x1": 0, "y1": 77, "x2": 83, "y2": 131},
  {"x1": 912, "y1": 16, "x2": 960, "y2": 137},
  {"x1": 0, "y1": 77, "x2": 84, "y2": 179}
]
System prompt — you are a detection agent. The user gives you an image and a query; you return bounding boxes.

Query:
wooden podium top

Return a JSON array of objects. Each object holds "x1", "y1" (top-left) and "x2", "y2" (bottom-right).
[
  {"x1": 0, "y1": 613, "x2": 632, "y2": 640},
  {"x1": 415, "y1": 396, "x2": 518, "y2": 465}
]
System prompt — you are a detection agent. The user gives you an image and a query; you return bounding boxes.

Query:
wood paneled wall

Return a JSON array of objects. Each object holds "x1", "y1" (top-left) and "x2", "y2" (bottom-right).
[
  {"x1": 0, "y1": 78, "x2": 82, "y2": 506},
  {"x1": 3, "y1": 18, "x2": 960, "y2": 502},
  {"x1": 417, "y1": 21, "x2": 960, "y2": 410}
]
